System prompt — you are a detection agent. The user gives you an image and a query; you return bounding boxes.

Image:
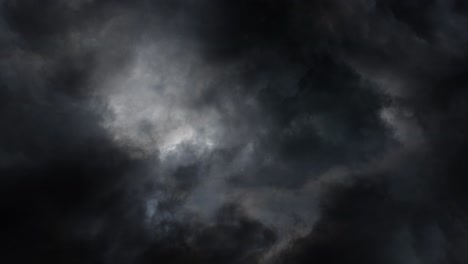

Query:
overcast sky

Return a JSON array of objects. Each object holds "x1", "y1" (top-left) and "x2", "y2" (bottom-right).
[{"x1": 2, "y1": 0, "x2": 468, "y2": 263}]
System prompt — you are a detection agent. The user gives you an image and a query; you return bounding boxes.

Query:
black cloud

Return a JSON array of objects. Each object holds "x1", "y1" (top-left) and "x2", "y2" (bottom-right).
[{"x1": 1, "y1": 0, "x2": 468, "y2": 263}]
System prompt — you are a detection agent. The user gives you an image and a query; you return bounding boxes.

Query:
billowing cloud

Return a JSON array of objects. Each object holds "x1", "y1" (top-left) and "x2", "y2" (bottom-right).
[{"x1": 1, "y1": 0, "x2": 468, "y2": 263}]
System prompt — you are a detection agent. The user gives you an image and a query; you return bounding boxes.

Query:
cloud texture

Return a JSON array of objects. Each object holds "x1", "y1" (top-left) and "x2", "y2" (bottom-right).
[{"x1": 2, "y1": 0, "x2": 468, "y2": 263}]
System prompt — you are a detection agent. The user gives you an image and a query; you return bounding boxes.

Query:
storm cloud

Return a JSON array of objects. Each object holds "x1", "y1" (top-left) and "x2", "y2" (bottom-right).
[{"x1": 1, "y1": 0, "x2": 468, "y2": 263}]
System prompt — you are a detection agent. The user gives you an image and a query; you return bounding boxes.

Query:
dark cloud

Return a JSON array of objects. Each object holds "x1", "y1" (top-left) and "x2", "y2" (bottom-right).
[
  {"x1": 275, "y1": 1, "x2": 468, "y2": 263},
  {"x1": 2, "y1": 0, "x2": 468, "y2": 263},
  {"x1": 139, "y1": 204, "x2": 276, "y2": 264}
]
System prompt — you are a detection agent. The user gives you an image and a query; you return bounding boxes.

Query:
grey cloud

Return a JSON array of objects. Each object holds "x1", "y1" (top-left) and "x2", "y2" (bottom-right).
[{"x1": 2, "y1": 0, "x2": 468, "y2": 264}]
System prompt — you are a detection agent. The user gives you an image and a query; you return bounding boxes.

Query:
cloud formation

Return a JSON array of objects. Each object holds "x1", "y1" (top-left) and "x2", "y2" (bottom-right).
[{"x1": 2, "y1": 0, "x2": 468, "y2": 263}]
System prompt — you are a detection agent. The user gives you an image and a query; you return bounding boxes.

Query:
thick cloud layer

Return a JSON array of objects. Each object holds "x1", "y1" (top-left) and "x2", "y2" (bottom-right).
[{"x1": 1, "y1": 0, "x2": 468, "y2": 263}]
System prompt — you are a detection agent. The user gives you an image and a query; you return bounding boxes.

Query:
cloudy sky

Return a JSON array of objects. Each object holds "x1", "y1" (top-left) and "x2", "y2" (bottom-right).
[{"x1": 2, "y1": 0, "x2": 468, "y2": 263}]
